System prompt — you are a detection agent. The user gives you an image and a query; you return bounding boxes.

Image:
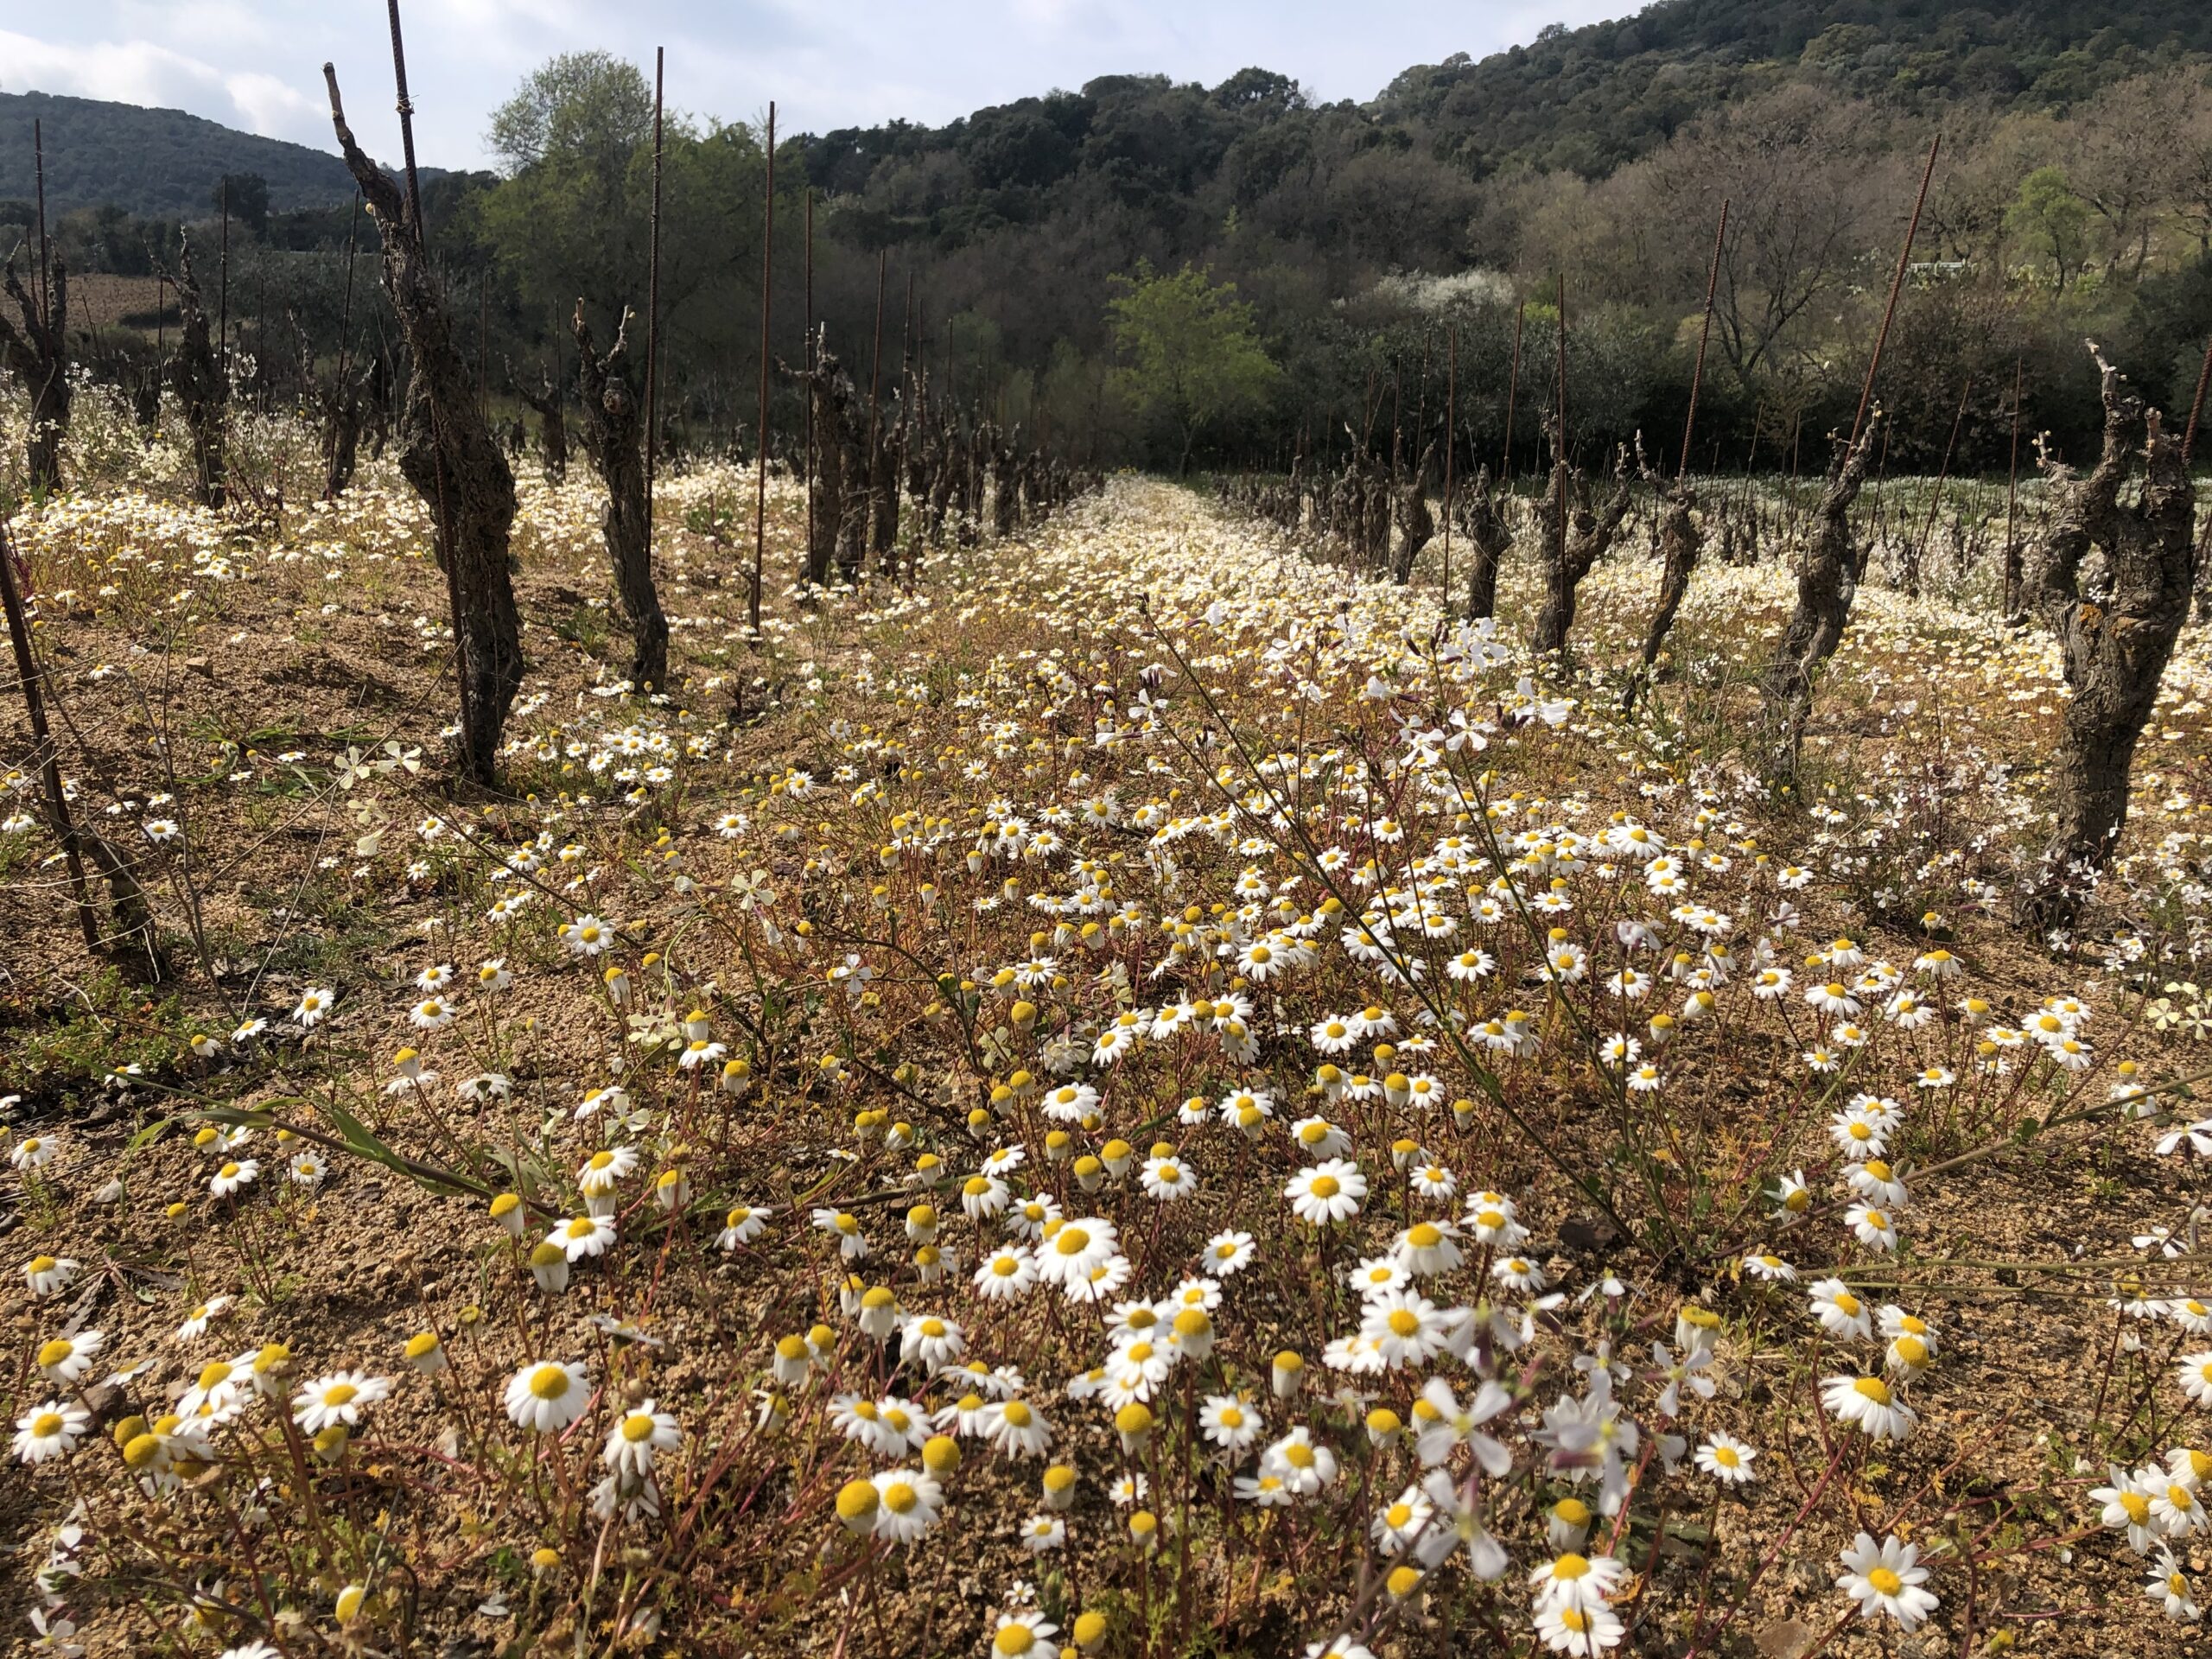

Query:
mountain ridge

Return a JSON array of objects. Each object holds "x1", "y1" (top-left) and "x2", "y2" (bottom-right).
[{"x1": 0, "y1": 88, "x2": 436, "y2": 219}]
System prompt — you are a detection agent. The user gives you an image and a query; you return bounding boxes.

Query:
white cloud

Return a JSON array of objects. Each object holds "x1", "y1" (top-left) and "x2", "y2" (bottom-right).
[{"x1": 0, "y1": 29, "x2": 328, "y2": 144}]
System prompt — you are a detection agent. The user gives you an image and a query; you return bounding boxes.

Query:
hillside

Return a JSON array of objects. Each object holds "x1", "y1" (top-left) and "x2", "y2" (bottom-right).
[
  {"x1": 0, "y1": 90, "x2": 363, "y2": 217},
  {"x1": 1377, "y1": 0, "x2": 2212, "y2": 177}
]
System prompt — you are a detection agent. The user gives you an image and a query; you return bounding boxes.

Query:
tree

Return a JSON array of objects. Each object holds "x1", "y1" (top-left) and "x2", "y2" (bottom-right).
[
  {"x1": 486, "y1": 52, "x2": 653, "y2": 175},
  {"x1": 2005, "y1": 166, "x2": 2091, "y2": 287},
  {"x1": 212, "y1": 173, "x2": 270, "y2": 238},
  {"x1": 477, "y1": 60, "x2": 767, "y2": 385},
  {"x1": 1637, "y1": 87, "x2": 1878, "y2": 397},
  {"x1": 1106, "y1": 261, "x2": 1278, "y2": 474}
]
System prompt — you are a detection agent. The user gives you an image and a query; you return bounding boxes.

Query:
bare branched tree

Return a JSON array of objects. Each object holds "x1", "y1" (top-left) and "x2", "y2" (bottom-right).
[{"x1": 1641, "y1": 87, "x2": 1879, "y2": 394}]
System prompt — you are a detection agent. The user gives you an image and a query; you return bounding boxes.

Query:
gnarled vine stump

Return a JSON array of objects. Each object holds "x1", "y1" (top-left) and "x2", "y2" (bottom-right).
[
  {"x1": 2017, "y1": 347, "x2": 2196, "y2": 935},
  {"x1": 0, "y1": 255, "x2": 68, "y2": 491},
  {"x1": 327, "y1": 65, "x2": 523, "y2": 785},
  {"x1": 573, "y1": 303, "x2": 670, "y2": 692},
  {"x1": 1754, "y1": 415, "x2": 1881, "y2": 785}
]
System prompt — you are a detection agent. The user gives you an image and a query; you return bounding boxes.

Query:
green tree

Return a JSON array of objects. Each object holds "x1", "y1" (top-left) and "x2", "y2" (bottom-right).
[
  {"x1": 2005, "y1": 165, "x2": 2091, "y2": 287},
  {"x1": 486, "y1": 51, "x2": 653, "y2": 175},
  {"x1": 476, "y1": 55, "x2": 770, "y2": 375},
  {"x1": 1106, "y1": 261, "x2": 1278, "y2": 474},
  {"x1": 212, "y1": 172, "x2": 269, "y2": 238}
]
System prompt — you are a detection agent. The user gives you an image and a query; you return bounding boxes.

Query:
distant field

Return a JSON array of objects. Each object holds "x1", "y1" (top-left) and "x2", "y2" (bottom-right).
[{"x1": 65, "y1": 272, "x2": 168, "y2": 339}]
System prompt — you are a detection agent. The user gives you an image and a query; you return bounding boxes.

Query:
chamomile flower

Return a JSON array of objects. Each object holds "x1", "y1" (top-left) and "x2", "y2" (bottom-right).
[
  {"x1": 1808, "y1": 1279, "x2": 1874, "y2": 1342},
  {"x1": 292, "y1": 1371, "x2": 392, "y2": 1433},
  {"x1": 1694, "y1": 1432, "x2": 1758, "y2": 1485},
  {"x1": 1286, "y1": 1159, "x2": 1367, "y2": 1225},
  {"x1": 1205, "y1": 1230, "x2": 1258, "y2": 1275},
  {"x1": 603, "y1": 1402, "x2": 681, "y2": 1477},
  {"x1": 14, "y1": 1401, "x2": 89, "y2": 1465},
  {"x1": 1834, "y1": 1531, "x2": 1938, "y2": 1630},
  {"x1": 505, "y1": 1361, "x2": 590, "y2": 1433},
  {"x1": 869, "y1": 1468, "x2": 944, "y2": 1544},
  {"x1": 1821, "y1": 1373, "x2": 1916, "y2": 1441},
  {"x1": 35, "y1": 1329, "x2": 102, "y2": 1385}
]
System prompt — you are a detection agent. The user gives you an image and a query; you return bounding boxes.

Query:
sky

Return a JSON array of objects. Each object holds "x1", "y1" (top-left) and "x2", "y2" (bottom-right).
[{"x1": 1, "y1": 1, "x2": 1630, "y2": 168}]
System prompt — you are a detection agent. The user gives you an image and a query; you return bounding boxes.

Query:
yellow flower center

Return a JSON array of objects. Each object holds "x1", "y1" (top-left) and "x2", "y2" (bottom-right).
[
  {"x1": 1867, "y1": 1567, "x2": 1904, "y2": 1596},
  {"x1": 1552, "y1": 1553, "x2": 1591, "y2": 1581},
  {"x1": 1853, "y1": 1377, "x2": 1891, "y2": 1405},
  {"x1": 2122, "y1": 1492, "x2": 2152, "y2": 1523},
  {"x1": 1713, "y1": 1446, "x2": 1740, "y2": 1467},
  {"x1": 322, "y1": 1383, "x2": 358, "y2": 1408},
  {"x1": 1057, "y1": 1227, "x2": 1092, "y2": 1255},
  {"x1": 622, "y1": 1414, "x2": 656, "y2": 1443},
  {"x1": 529, "y1": 1365, "x2": 571, "y2": 1401},
  {"x1": 1388, "y1": 1309, "x2": 1422, "y2": 1338},
  {"x1": 836, "y1": 1479, "x2": 879, "y2": 1521},
  {"x1": 1310, "y1": 1175, "x2": 1340, "y2": 1199},
  {"x1": 32, "y1": 1412, "x2": 64, "y2": 1438},
  {"x1": 1834, "y1": 1292, "x2": 1861, "y2": 1318}
]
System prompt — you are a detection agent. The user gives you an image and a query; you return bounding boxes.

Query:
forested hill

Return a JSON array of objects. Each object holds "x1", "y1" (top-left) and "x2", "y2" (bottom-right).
[
  {"x1": 1377, "y1": 0, "x2": 2212, "y2": 177},
  {"x1": 805, "y1": 0, "x2": 2212, "y2": 225},
  {"x1": 0, "y1": 91, "x2": 362, "y2": 216}
]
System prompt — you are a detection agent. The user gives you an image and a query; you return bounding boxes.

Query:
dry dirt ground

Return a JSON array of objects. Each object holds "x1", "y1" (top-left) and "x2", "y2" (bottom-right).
[{"x1": 3, "y1": 437, "x2": 2212, "y2": 1658}]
